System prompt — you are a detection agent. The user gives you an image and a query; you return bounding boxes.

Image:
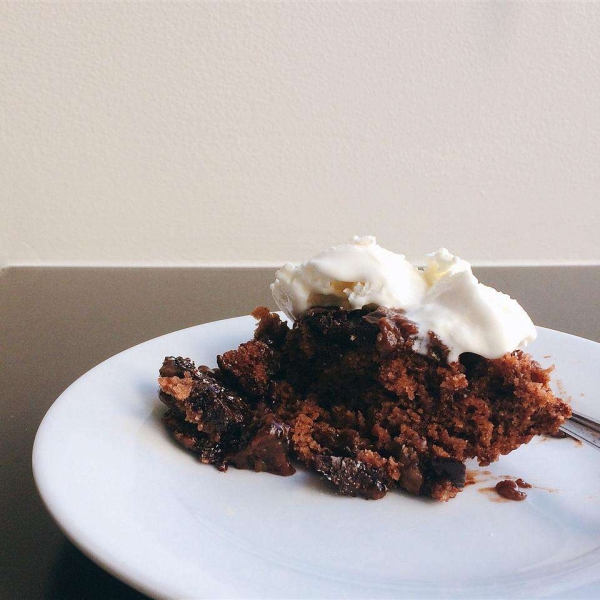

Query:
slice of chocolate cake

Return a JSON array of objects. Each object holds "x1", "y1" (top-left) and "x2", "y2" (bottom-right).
[
  {"x1": 159, "y1": 306, "x2": 570, "y2": 501},
  {"x1": 158, "y1": 238, "x2": 571, "y2": 501}
]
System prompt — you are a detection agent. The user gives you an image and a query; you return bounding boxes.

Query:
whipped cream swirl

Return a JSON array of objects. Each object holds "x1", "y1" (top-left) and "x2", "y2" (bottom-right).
[{"x1": 271, "y1": 236, "x2": 537, "y2": 362}]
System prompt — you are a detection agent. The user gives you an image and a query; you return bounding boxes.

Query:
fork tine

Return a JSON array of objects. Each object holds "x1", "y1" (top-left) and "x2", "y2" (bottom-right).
[{"x1": 560, "y1": 410, "x2": 600, "y2": 451}]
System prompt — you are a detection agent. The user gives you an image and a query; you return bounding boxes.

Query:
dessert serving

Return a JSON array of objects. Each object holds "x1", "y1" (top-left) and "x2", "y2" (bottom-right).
[{"x1": 158, "y1": 237, "x2": 571, "y2": 501}]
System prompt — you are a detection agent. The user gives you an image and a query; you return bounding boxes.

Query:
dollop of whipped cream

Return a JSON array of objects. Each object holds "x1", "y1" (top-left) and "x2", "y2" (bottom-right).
[{"x1": 271, "y1": 236, "x2": 537, "y2": 362}]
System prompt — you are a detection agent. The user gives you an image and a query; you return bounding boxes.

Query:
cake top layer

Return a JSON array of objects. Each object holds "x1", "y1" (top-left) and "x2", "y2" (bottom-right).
[{"x1": 271, "y1": 236, "x2": 537, "y2": 362}]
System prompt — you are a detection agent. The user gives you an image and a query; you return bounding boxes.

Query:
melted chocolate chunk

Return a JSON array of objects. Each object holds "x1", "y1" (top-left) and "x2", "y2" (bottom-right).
[
  {"x1": 228, "y1": 413, "x2": 295, "y2": 476},
  {"x1": 304, "y1": 307, "x2": 379, "y2": 348},
  {"x1": 364, "y1": 308, "x2": 418, "y2": 355},
  {"x1": 314, "y1": 456, "x2": 390, "y2": 500},
  {"x1": 163, "y1": 409, "x2": 226, "y2": 464},
  {"x1": 160, "y1": 356, "x2": 198, "y2": 378},
  {"x1": 495, "y1": 479, "x2": 527, "y2": 501},
  {"x1": 159, "y1": 368, "x2": 251, "y2": 443},
  {"x1": 185, "y1": 373, "x2": 250, "y2": 442},
  {"x1": 426, "y1": 458, "x2": 467, "y2": 488},
  {"x1": 418, "y1": 457, "x2": 466, "y2": 498}
]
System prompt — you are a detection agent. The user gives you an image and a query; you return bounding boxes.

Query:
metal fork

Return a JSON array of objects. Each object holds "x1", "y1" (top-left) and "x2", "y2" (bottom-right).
[{"x1": 560, "y1": 410, "x2": 600, "y2": 451}]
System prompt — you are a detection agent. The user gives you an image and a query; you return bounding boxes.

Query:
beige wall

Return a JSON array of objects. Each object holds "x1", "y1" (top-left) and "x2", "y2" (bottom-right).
[{"x1": 2, "y1": 2, "x2": 599, "y2": 267}]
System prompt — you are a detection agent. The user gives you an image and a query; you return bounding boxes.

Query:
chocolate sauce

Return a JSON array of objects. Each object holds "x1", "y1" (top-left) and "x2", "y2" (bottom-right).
[
  {"x1": 495, "y1": 479, "x2": 527, "y2": 501},
  {"x1": 515, "y1": 478, "x2": 532, "y2": 489}
]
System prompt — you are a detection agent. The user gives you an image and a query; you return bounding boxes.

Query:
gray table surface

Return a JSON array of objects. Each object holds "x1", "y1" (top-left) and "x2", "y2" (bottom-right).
[{"x1": 1, "y1": 266, "x2": 599, "y2": 600}]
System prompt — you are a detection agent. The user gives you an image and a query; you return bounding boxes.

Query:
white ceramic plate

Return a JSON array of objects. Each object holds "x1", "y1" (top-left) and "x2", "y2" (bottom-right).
[{"x1": 33, "y1": 317, "x2": 600, "y2": 599}]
